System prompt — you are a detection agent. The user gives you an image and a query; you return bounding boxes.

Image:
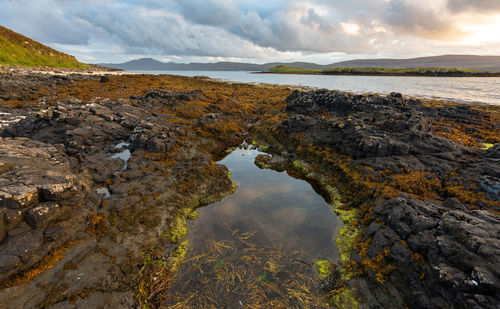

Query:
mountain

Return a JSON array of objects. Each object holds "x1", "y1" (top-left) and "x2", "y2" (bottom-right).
[
  {"x1": 99, "y1": 58, "x2": 329, "y2": 71},
  {"x1": 0, "y1": 25, "x2": 86, "y2": 69},
  {"x1": 101, "y1": 55, "x2": 500, "y2": 72},
  {"x1": 330, "y1": 55, "x2": 500, "y2": 71}
]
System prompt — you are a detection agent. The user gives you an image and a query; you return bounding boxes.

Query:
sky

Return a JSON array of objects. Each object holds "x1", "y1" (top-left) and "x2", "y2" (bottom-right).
[{"x1": 1, "y1": 0, "x2": 500, "y2": 64}]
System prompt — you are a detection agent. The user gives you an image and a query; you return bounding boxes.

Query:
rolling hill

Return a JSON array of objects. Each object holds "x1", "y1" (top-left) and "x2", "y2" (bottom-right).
[
  {"x1": 99, "y1": 58, "x2": 327, "y2": 71},
  {"x1": 332, "y1": 55, "x2": 500, "y2": 71},
  {"x1": 0, "y1": 25, "x2": 87, "y2": 69},
  {"x1": 101, "y1": 55, "x2": 500, "y2": 72}
]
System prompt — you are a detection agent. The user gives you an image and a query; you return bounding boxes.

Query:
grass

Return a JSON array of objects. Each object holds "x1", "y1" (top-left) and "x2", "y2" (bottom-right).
[
  {"x1": 0, "y1": 25, "x2": 87, "y2": 68},
  {"x1": 268, "y1": 65, "x2": 499, "y2": 75},
  {"x1": 268, "y1": 65, "x2": 321, "y2": 73}
]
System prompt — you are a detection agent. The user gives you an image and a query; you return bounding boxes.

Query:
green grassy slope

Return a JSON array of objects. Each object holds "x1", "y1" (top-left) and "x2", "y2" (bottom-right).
[
  {"x1": 268, "y1": 65, "x2": 500, "y2": 75},
  {"x1": 0, "y1": 25, "x2": 87, "y2": 69}
]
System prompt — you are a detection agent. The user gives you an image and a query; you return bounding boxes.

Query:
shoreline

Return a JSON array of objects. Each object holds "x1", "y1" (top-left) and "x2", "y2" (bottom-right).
[
  {"x1": 2, "y1": 66, "x2": 498, "y2": 105},
  {"x1": 256, "y1": 70, "x2": 500, "y2": 77},
  {"x1": 0, "y1": 71, "x2": 498, "y2": 308}
]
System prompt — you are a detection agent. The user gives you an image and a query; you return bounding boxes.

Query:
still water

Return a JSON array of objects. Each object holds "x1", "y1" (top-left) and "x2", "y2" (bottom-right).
[
  {"x1": 129, "y1": 70, "x2": 500, "y2": 105},
  {"x1": 165, "y1": 147, "x2": 340, "y2": 307}
]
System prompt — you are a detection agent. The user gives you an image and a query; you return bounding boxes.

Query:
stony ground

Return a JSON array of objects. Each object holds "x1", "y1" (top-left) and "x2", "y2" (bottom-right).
[{"x1": 0, "y1": 71, "x2": 499, "y2": 308}]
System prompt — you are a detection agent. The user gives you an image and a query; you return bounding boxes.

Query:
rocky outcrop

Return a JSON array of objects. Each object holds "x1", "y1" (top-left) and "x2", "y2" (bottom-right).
[
  {"x1": 281, "y1": 90, "x2": 458, "y2": 158},
  {"x1": 359, "y1": 195, "x2": 500, "y2": 308},
  {"x1": 0, "y1": 137, "x2": 95, "y2": 281},
  {"x1": 0, "y1": 72, "x2": 243, "y2": 308},
  {"x1": 274, "y1": 89, "x2": 500, "y2": 308}
]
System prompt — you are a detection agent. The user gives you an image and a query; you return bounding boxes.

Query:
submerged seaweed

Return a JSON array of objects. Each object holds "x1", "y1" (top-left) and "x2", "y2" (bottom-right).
[{"x1": 164, "y1": 229, "x2": 330, "y2": 308}]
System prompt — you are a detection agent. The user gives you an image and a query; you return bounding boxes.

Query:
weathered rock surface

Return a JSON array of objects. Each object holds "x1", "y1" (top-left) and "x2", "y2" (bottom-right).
[
  {"x1": 0, "y1": 73, "x2": 241, "y2": 308},
  {"x1": 0, "y1": 137, "x2": 94, "y2": 281},
  {"x1": 274, "y1": 89, "x2": 500, "y2": 308}
]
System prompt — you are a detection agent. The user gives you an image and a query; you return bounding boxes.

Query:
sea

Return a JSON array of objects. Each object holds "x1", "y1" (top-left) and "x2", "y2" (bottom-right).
[{"x1": 128, "y1": 70, "x2": 500, "y2": 105}]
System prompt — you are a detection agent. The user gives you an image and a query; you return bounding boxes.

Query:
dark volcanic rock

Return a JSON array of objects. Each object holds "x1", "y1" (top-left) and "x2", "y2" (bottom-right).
[
  {"x1": 0, "y1": 72, "x2": 238, "y2": 308},
  {"x1": 281, "y1": 90, "x2": 452, "y2": 158},
  {"x1": 0, "y1": 137, "x2": 94, "y2": 281},
  {"x1": 276, "y1": 89, "x2": 500, "y2": 308}
]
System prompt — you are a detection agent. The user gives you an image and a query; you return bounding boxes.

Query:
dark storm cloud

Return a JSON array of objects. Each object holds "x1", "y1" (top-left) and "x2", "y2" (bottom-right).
[{"x1": 0, "y1": 0, "x2": 498, "y2": 62}]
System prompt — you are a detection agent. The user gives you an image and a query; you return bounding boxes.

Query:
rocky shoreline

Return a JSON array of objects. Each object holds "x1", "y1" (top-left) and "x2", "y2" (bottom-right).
[
  {"x1": 0, "y1": 71, "x2": 499, "y2": 308},
  {"x1": 259, "y1": 70, "x2": 500, "y2": 77},
  {"x1": 255, "y1": 89, "x2": 500, "y2": 308}
]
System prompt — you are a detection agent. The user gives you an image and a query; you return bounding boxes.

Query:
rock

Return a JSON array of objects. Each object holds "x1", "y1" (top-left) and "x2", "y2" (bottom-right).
[
  {"x1": 4, "y1": 209, "x2": 24, "y2": 230},
  {"x1": 0, "y1": 209, "x2": 6, "y2": 242},
  {"x1": 0, "y1": 186, "x2": 39, "y2": 209},
  {"x1": 0, "y1": 255, "x2": 21, "y2": 274},
  {"x1": 277, "y1": 89, "x2": 500, "y2": 307},
  {"x1": 0, "y1": 137, "x2": 92, "y2": 282},
  {"x1": 368, "y1": 227, "x2": 398, "y2": 257},
  {"x1": 24, "y1": 203, "x2": 70, "y2": 229},
  {"x1": 99, "y1": 75, "x2": 110, "y2": 83},
  {"x1": 484, "y1": 144, "x2": 500, "y2": 159}
]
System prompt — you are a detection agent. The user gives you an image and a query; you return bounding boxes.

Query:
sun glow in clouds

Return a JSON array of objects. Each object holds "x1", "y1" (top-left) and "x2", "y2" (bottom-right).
[
  {"x1": 460, "y1": 15, "x2": 500, "y2": 44},
  {"x1": 340, "y1": 22, "x2": 360, "y2": 35}
]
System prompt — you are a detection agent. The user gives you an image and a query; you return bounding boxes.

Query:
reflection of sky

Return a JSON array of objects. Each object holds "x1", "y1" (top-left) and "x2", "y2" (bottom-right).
[{"x1": 187, "y1": 147, "x2": 341, "y2": 263}]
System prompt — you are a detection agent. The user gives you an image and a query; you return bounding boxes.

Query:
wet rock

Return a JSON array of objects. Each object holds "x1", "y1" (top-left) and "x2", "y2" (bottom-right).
[
  {"x1": 484, "y1": 144, "x2": 500, "y2": 159},
  {"x1": 277, "y1": 89, "x2": 500, "y2": 308},
  {"x1": 0, "y1": 137, "x2": 92, "y2": 282}
]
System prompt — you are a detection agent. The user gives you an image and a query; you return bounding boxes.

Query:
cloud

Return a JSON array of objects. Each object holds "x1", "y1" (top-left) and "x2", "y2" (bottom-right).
[
  {"x1": 0, "y1": 0, "x2": 499, "y2": 63},
  {"x1": 0, "y1": 0, "x2": 90, "y2": 45},
  {"x1": 446, "y1": 0, "x2": 500, "y2": 14},
  {"x1": 172, "y1": 0, "x2": 240, "y2": 26},
  {"x1": 382, "y1": 0, "x2": 467, "y2": 40}
]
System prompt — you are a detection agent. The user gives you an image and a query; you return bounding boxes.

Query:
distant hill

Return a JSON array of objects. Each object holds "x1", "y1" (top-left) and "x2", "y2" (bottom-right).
[
  {"x1": 330, "y1": 55, "x2": 500, "y2": 71},
  {"x1": 0, "y1": 25, "x2": 86, "y2": 69},
  {"x1": 99, "y1": 58, "x2": 328, "y2": 71},
  {"x1": 101, "y1": 55, "x2": 500, "y2": 72}
]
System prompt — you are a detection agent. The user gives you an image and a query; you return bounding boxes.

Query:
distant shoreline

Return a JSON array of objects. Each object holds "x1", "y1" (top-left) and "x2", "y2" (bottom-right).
[{"x1": 256, "y1": 71, "x2": 500, "y2": 77}]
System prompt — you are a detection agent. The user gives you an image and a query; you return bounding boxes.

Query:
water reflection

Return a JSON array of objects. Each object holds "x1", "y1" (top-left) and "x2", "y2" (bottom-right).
[
  {"x1": 187, "y1": 147, "x2": 340, "y2": 262},
  {"x1": 165, "y1": 147, "x2": 340, "y2": 307}
]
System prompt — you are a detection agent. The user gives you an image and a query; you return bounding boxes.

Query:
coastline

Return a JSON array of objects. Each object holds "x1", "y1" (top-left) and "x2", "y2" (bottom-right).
[
  {"x1": 256, "y1": 70, "x2": 500, "y2": 77},
  {"x1": 0, "y1": 70, "x2": 498, "y2": 308}
]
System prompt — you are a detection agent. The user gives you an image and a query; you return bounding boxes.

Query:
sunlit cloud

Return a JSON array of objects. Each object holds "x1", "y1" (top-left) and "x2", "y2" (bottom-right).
[{"x1": 0, "y1": 0, "x2": 499, "y2": 63}]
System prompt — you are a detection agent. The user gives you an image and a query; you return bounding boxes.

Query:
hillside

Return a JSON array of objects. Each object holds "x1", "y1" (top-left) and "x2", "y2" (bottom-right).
[
  {"x1": 0, "y1": 25, "x2": 86, "y2": 69},
  {"x1": 101, "y1": 55, "x2": 500, "y2": 72},
  {"x1": 266, "y1": 65, "x2": 500, "y2": 77},
  {"x1": 99, "y1": 58, "x2": 328, "y2": 71},
  {"x1": 332, "y1": 55, "x2": 500, "y2": 71}
]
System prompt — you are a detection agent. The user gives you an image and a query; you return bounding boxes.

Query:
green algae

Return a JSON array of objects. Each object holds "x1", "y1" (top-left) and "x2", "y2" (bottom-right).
[
  {"x1": 289, "y1": 158, "x2": 361, "y2": 308},
  {"x1": 165, "y1": 216, "x2": 188, "y2": 244},
  {"x1": 316, "y1": 260, "x2": 334, "y2": 280},
  {"x1": 250, "y1": 140, "x2": 270, "y2": 152},
  {"x1": 187, "y1": 210, "x2": 199, "y2": 220},
  {"x1": 254, "y1": 159, "x2": 271, "y2": 169},
  {"x1": 170, "y1": 241, "x2": 189, "y2": 273},
  {"x1": 256, "y1": 272, "x2": 272, "y2": 283}
]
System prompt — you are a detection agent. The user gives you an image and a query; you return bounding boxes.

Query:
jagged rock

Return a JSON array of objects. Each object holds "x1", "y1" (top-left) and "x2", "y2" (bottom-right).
[
  {"x1": 0, "y1": 137, "x2": 92, "y2": 282},
  {"x1": 278, "y1": 89, "x2": 500, "y2": 308}
]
